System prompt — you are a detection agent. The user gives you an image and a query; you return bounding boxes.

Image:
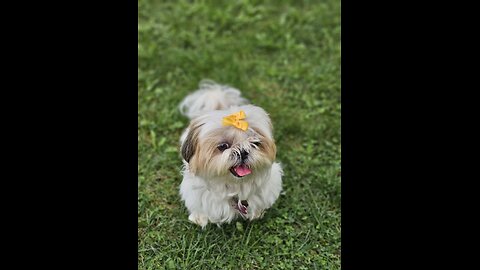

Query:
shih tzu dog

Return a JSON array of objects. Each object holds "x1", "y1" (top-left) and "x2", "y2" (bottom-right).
[{"x1": 178, "y1": 80, "x2": 283, "y2": 228}]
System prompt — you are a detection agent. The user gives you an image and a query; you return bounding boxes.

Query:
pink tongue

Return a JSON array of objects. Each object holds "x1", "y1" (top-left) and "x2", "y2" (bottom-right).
[{"x1": 234, "y1": 164, "x2": 252, "y2": 177}]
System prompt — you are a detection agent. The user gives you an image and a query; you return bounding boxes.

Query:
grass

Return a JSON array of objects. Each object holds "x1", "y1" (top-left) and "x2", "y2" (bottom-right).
[{"x1": 138, "y1": 0, "x2": 341, "y2": 269}]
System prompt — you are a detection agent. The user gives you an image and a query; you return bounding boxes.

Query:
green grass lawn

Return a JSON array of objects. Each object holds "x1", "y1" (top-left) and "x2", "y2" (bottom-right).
[{"x1": 138, "y1": 0, "x2": 341, "y2": 269}]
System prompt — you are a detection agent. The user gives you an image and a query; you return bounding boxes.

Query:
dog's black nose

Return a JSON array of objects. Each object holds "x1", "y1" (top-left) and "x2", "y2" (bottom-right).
[{"x1": 240, "y1": 150, "x2": 249, "y2": 160}]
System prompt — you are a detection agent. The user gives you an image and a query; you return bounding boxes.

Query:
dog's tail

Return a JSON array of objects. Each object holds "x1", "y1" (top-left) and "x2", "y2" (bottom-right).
[{"x1": 179, "y1": 80, "x2": 249, "y2": 119}]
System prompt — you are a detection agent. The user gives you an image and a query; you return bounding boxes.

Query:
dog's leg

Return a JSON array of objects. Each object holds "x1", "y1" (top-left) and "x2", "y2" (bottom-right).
[
  {"x1": 248, "y1": 209, "x2": 266, "y2": 221},
  {"x1": 188, "y1": 212, "x2": 209, "y2": 229}
]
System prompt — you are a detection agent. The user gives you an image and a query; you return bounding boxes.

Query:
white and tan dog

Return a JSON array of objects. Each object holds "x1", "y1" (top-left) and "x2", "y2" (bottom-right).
[{"x1": 178, "y1": 80, "x2": 283, "y2": 228}]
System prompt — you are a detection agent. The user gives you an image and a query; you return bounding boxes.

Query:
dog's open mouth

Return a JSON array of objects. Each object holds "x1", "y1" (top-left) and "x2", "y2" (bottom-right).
[{"x1": 230, "y1": 164, "x2": 252, "y2": 178}]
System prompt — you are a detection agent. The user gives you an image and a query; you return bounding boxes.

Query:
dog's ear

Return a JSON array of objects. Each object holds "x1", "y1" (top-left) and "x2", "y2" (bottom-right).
[
  {"x1": 251, "y1": 126, "x2": 277, "y2": 161},
  {"x1": 181, "y1": 122, "x2": 203, "y2": 163}
]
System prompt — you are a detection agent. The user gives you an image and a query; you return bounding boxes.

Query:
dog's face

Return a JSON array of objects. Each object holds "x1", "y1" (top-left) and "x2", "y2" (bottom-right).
[{"x1": 181, "y1": 105, "x2": 276, "y2": 180}]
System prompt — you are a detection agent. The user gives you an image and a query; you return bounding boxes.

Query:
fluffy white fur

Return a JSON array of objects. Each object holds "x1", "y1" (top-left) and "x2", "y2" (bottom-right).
[
  {"x1": 179, "y1": 80, "x2": 249, "y2": 119},
  {"x1": 178, "y1": 80, "x2": 283, "y2": 228}
]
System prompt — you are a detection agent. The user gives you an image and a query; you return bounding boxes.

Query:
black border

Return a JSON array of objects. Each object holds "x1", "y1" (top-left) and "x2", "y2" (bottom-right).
[
  {"x1": 6, "y1": 1, "x2": 139, "y2": 268},
  {"x1": 340, "y1": 0, "x2": 471, "y2": 268}
]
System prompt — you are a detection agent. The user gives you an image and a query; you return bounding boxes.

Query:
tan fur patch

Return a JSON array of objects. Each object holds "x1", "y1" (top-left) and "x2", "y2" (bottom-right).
[
  {"x1": 181, "y1": 120, "x2": 204, "y2": 170},
  {"x1": 251, "y1": 127, "x2": 276, "y2": 161}
]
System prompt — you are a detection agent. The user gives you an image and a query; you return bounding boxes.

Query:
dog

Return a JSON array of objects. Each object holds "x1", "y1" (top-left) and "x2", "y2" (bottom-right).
[{"x1": 178, "y1": 80, "x2": 283, "y2": 228}]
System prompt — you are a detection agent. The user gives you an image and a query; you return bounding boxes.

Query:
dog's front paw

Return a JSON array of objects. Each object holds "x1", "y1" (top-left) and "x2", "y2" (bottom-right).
[
  {"x1": 248, "y1": 209, "x2": 266, "y2": 221},
  {"x1": 188, "y1": 212, "x2": 209, "y2": 229}
]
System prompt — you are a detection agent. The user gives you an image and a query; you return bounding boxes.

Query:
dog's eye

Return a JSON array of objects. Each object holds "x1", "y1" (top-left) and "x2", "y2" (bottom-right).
[
  {"x1": 252, "y1": 141, "x2": 261, "y2": 147},
  {"x1": 217, "y1": 143, "x2": 230, "y2": 151}
]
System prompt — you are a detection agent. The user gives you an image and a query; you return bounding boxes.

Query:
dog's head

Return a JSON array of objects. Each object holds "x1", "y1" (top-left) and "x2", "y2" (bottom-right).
[{"x1": 180, "y1": 105, "x2": 276, "y2": 180}]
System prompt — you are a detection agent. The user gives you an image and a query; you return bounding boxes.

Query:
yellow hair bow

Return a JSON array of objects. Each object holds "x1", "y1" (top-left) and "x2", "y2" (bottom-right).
[{"x1": 222, "y1": 110, "x2": 248, "y2": 131}]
